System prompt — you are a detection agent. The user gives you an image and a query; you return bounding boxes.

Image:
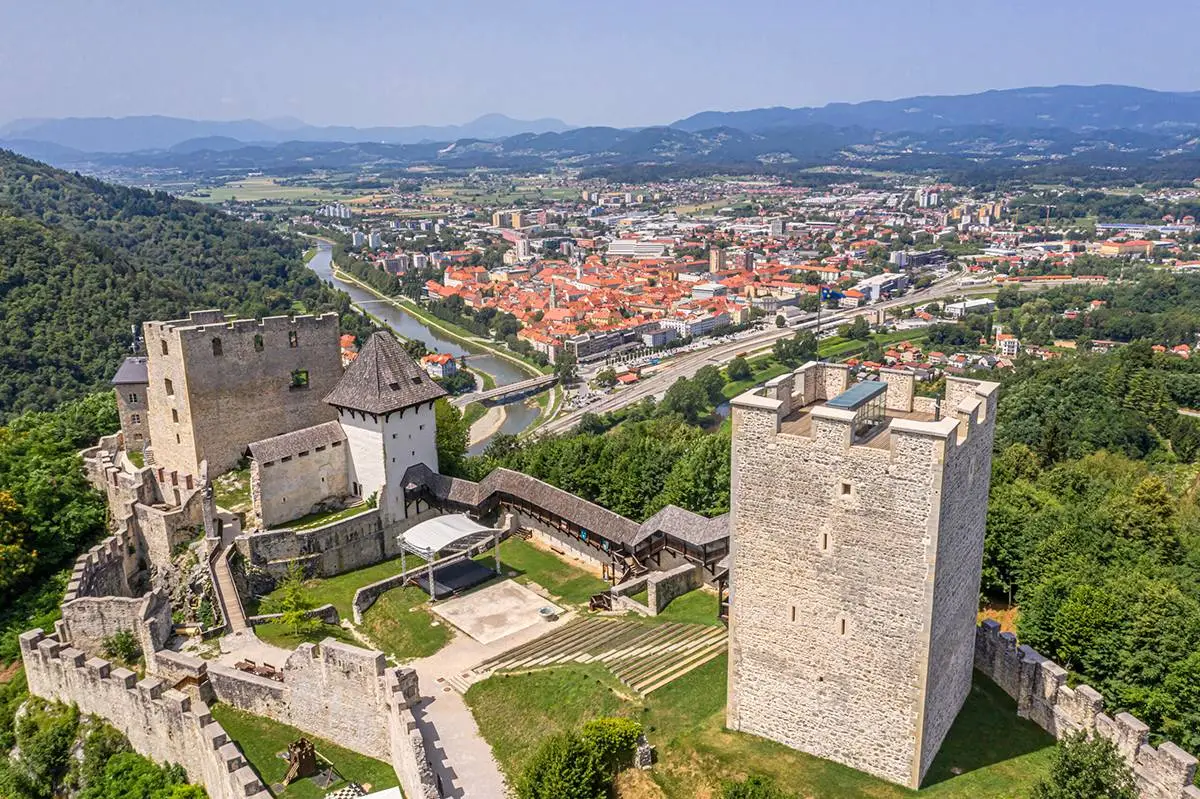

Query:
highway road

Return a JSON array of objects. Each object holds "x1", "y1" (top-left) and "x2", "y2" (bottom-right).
[{"x1": 538, "y1": 274, "x2": 1076, "y2": 435}]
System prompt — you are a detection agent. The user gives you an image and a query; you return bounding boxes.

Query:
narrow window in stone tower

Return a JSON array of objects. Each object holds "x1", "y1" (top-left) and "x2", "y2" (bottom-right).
[
  {"x1": 822, "y1": 532, "x2": 829, "y2": 551},
  {"x1": 164, "y1": 378, "x2": 173, "y2": 396},
  {"x1": 839, "y1": 481, "x2": 852, "y2": 497},
  {"x1": 288, "y1": 331, "x2": 298, "y2": 348},
  {"x1": 128, "y1": 393, "x2": 139, "y2": 404},
  {"x1": 290, "y1": 369, "x2": 309, "y2": 389},
  {"x1": 840, "y1": 618, "x2": 847, "y2": 636},
  {"x1": 161, "y1": 340, "x2": 168, "y2": 355},
  {"x1": 254, "y1": 334, "x2": 264, "y2": 352},
  {"x1": 171, "y1": 409, "x2": 179, "y2": 424},
  {"x1": 211, "y1": 337, "x2": 223, "y2": 356},
  {"x1": 791, "y1": 606, "x2": 796, "y2": 622}
]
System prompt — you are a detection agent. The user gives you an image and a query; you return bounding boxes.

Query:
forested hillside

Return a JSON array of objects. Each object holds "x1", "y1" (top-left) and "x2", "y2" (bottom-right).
[{"x1": 0, "y1": 150, "x2": 363, "y2": 418}]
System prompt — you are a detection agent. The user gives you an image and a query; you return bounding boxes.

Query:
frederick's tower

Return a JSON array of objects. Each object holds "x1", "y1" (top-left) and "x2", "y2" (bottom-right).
[
  {"x1": 725, "y1": 363, "x2": 998, "y2": 788},
  {"x1": 323, "y1": 332, "x2": 446, "y2": 523}
]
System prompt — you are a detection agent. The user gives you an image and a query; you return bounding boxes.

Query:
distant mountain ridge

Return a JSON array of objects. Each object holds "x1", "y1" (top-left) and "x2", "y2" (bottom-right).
[
  {"x1": 670, "y1": 85, "x2": 1200, "y2": 133},
  {"x1": 0, "y1": 113, "x2": 573, "y2": 152}
]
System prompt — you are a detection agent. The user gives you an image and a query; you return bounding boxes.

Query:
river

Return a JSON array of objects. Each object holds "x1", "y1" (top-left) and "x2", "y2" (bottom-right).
[{"x1": 307, "y1": 243, "x2": 540, "y2": 452}]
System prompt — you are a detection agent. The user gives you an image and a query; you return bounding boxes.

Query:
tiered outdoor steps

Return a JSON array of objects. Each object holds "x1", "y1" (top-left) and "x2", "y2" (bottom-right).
[{"x1": 474, "y1": 618, "x2": 726, "y2": 695}]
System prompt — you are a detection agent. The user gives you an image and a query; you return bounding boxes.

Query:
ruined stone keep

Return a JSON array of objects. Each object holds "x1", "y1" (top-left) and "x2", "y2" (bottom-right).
[
  {"x1": 725, "y1": 363, "x2": 998, "y2": 789},
  {"x1": 142, "y1": 310, "x2": 342, "y2": 476}
]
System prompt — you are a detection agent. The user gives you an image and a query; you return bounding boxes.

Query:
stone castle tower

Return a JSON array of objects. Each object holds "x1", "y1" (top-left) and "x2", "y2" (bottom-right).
[
  {"x1": 323, "y1": 332, "x2": 446, "y2": 523},
  {"x1": 142, "y1": 310, "x2": 342, "y2": 477},
  {"x1": 725, "y1": 362, "x2": 998, "y2": 789}
]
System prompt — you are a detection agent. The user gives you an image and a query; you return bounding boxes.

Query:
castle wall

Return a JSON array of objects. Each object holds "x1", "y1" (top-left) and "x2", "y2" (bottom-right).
[
  {"x1": 145, "y1": 312, "x2": 342, "y2": 477},
  {"x1": 239, "y1": 506, "x2": 439, "y2": 579},
  {"x1": 205, "y1": 639, "x2": 438, "y2": 798},
  {"x1": 974, "y1": 621, "x2": 1200, "y2": 799},
  {"x1": 726, "y1": 369, "x2": 998, "y2": 789},
  {"x1": 252, "y1": 439, "x2": 350, "y2": 529},
  {"x1": 57, "y1": 590, "x2": 172, "y2": 669},
  {"x1": 19, "y1": 630, "x2": 270, "y2": 799},
  {"x1": 918, "y1": 385, "x2": 998, "y2": 777},
  {"x1": 647, "y1": 563, "x2": 703, "y2": 614}
]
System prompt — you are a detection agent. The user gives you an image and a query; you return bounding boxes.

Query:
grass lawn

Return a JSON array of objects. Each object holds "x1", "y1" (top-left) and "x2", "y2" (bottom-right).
[
  {"x1": 213, "y1": 467, "x2": 252, "y2": 514},
  {"x1": 210, "y1": 704, "x2": 398, "y2": 799},
  {"x1": 653, "y1": 588, "x2": 722, "y2": 626},
  {"x1": 279, "y1": 502, "x2": 372, "y2": 532},
  {"x1": 476, "y1": 538, "x2": 609, "y2": 607},
  {"x1": 463, "y1": 402, "x2": 487, "y2": 427},
  {"x1": 252, "y1": 553, "x2": 428, "y2": 618},
  {"x1": 359, "y1": 585, "x2": 452, "y2": 661},
  {"x1": 127, "y1": 450, "x2": 145, "y2": 468},
  {"x1": 465, "y1": 656, "x2": 1054, "y2": 799},
  {"x1": 252, "y1": 620, "x2": 357, "y2": 651},
  {"x1": 722, "y1": 361, "x2": 791, "y2": 400}
]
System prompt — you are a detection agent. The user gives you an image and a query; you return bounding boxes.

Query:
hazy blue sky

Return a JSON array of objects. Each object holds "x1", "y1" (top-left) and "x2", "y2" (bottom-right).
[{"x1": 4, "y1": 0, "x2": 1199, "y2": 128}]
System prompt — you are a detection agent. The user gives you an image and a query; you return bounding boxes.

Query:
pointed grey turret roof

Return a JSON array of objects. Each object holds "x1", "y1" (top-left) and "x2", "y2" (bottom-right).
[{"x1": 323, "y1": 331, "x2": 446, "y2": 414}]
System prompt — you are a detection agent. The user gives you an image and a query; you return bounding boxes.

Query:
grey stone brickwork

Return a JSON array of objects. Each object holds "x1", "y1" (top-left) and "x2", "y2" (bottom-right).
[
  {"x1": 646, "y1": 563, "x2": 703, "y2": 614},
  {"x1": 19, "y1": 630, "x2": 270, "y2": 799},
  {"x1": 206, "y1": 639, "x2": 438, "y2": 799},
  {"x1": 726, "y1": 362, "x2": 999, "y2": 789},
  {"x1": 975, "y1": 621, "x2": 1200, "y2": 799},
  {"x1": 115, "y1": 378, "x2": 150, "y2": 453},
  {"x1": 250, "y1": 437, "x2": 350, "y2": 529},
  {"x1": 143, "y1": 311, "x2": 342, "y2": 477},
  {"x1": 238, "y1": 506, "x2": 439, "y2": 579}
]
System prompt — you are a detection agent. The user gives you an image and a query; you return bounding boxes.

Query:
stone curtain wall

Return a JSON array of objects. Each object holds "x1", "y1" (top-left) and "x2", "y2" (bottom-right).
[
  {"x1": 19, "y1": 630, "x2": 270, "y2": 799},
  {"x1": 647, "y1": 563, "x2": 703, "y2": 614},
  {"x1": 975, "y1": 621, "x2": 1200, "y2": 799},
  {"x1": 240, "y1": 506, "x2": 440, "y2": 579},
  {"x1": 57, "y1": 590, "x2": 172, "y2": 670},
  {"x1": 206, "y1": 638, "x2": 438, "y2": 799},
  {"x1": 82, "y1": 441, "x2": 205, "y2": 574}
]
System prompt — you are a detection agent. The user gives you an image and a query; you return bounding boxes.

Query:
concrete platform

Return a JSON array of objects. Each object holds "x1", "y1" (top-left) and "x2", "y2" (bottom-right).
[{"x1": 432, "y1": 580, "x2": 561, "y2": 645}]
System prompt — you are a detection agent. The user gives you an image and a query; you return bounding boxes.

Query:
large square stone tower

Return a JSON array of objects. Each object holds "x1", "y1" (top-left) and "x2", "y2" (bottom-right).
[
  {"x1": 726, "y1": 363, "x2": 998, "y2": 789},
  {"x1": 143, "y1": 310, "x2": 342, "y2": 477}
]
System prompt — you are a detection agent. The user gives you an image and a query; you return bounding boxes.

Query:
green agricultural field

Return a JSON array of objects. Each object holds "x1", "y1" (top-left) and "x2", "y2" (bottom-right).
[
  {"x1": 210, "y1": 704, "x2": 398, "y2": 799},
  {"x1": 465, "y1": 656, "x2": 1054, "y2": 799},
  {"x1": 190, "y1": 178, "x2": 357, "y2": 204}
]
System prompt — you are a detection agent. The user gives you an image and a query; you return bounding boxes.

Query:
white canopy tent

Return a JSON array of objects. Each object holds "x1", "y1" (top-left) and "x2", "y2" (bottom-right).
[{"x1": 397, "y1": 513, "x2": 503, "y2": 599}]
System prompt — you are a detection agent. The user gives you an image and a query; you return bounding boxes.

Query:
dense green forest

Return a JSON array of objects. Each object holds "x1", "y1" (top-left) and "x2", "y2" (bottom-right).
[{"x1": 0, "y1": 150, "x2": 367, "y2": 419}]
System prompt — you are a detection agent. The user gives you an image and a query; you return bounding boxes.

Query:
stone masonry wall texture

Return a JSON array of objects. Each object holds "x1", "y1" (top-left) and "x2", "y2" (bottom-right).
[
  {"x1": 974, "y1": 621, "x2": 1200, "y2": 799},
  {"x1": 144, "y1": 311, "x2": 342, "y2": 477},
  {"x1": 20, "y1": 629, "x2": 270, "y2": 799},
  {"x1": 726, "y1": 363, "x2": 999, "y2": 789}
]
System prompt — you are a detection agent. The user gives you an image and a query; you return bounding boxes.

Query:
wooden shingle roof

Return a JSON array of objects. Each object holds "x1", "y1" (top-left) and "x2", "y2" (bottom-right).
[{"x1": 323, "y1": 332, "x2": 446, "y2": 414}]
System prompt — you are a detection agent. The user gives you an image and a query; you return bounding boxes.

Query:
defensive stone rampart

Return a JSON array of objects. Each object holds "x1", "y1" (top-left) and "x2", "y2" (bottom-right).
[
  {"x1": 205, "y1": 638, "x2": 437, "y2": 799},
  {"x1": 239, "y1": 506, "x2": 439, "y2": 579},
  {"x1": 57, "y1": 589, "x2": 172, "y2": 670},
  {"x1": 82, "y1": 441, "x2": 205, "y2": 574},
  {"x1": 19, "y1": 629, "x2": 269, "y2": 799},
  {"x1": 646, "y1": 563, "x2": 703, "y2": 614},
  {"x1": 974, "y1": 621, "x2": 1200, "y2": 799}
]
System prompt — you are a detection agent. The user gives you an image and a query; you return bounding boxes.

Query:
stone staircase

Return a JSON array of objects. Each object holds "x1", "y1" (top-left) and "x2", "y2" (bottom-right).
[{"x1": 473, "y1": 617, "x2": 726, "y2": 696}]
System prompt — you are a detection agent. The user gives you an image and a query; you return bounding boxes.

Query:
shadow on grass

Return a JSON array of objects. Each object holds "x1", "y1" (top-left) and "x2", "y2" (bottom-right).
[{"x1": 921, "y1": 671, "x2": 1054, "y2": 788}]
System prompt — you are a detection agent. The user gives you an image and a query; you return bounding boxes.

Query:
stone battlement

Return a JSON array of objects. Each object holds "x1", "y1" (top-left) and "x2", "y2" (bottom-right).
[
  {"x1": 975, "y1": 621, "x2": 1200, "y2": 799},
  {"x1": 144, "y1": 310, "x2": 339, "y2": 338},
  {"x1": 19, "y1": 629, "x2": 269, "y2": 799},
  {"x1": 731, "y1": 362, "x2": 999, "y2": 462},
  {"x1": 64, "y1": 535, "x2": 129, "y2": 602}
]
